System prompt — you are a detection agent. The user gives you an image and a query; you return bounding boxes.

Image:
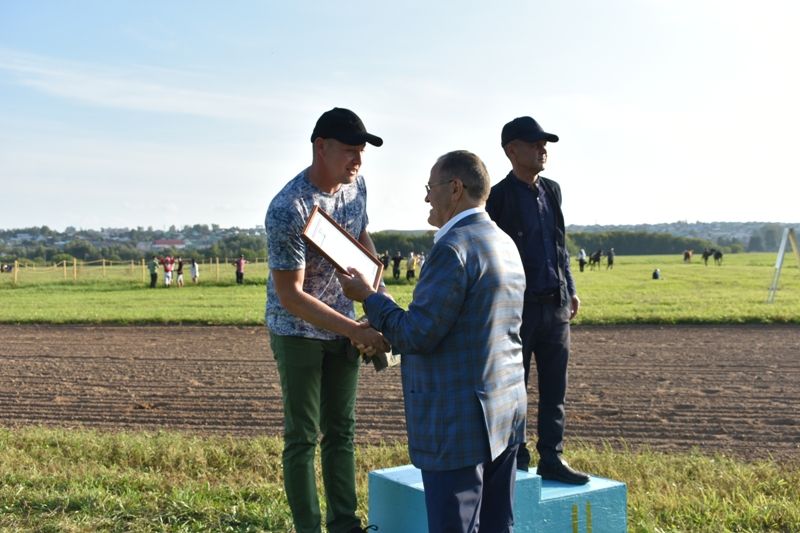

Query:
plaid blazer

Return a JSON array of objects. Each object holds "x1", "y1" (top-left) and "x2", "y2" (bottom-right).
[{"x1": 364, "y1": 212, "x2": 527, "y2": 471}]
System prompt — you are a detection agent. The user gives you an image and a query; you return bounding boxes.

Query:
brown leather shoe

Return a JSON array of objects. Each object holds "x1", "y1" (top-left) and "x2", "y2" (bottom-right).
[{"x1": 536, "y1": 457, "x2": 590, "y2": 485}]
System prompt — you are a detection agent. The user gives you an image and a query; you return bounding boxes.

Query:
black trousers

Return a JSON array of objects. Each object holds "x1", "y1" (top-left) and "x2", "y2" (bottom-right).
[
  {"x1": 421, "y1": 444, "x2": 519, "y2": 533},
  {"x1": 517, "y1": 300, "x2": 570, "y2": 470},
  {"x1": 150, "y1": 273, "x2": 157, "y2": 288},
  {"x1": 236, "y1": 272, "x2": 244, "y2": 284}
]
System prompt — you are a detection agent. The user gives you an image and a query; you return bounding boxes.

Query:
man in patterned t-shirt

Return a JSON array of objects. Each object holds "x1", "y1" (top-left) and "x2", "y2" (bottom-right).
[{"x1": 265, "y1": 108, "x2": 388, "y2": 533}]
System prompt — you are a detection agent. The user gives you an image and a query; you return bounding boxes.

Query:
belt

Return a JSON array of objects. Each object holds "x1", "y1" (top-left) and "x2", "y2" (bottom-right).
[{"x1": 528, "y1": 290, "x2": 560, "y2": 304}]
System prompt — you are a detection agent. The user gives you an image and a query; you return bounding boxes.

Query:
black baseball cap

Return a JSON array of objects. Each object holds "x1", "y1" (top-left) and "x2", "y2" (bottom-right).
[
  {"x1": 501, "y1": 116, "x2": 559, "y2": 147},
  {"x1": 310, "y1": 107, "x2": 383, "y2": 147}
]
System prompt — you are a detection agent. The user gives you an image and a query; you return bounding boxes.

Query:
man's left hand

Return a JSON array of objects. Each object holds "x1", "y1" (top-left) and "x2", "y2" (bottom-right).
[{"x1": 570, "y1": 294, "x2": 581, "y2": 320}]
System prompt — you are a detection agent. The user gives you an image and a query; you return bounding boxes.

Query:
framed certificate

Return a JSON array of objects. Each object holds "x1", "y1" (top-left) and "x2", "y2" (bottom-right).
[{"x1": 301, "y1": 205, "x2": 384, "y2": 290}]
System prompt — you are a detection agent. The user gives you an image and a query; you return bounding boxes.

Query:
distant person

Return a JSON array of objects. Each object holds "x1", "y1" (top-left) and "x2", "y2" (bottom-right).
[
  {"x1": 405, "y1": 251, "x2": 417, "y2": 281},
  {"x1": 175, "y1": 257, "x2": 185, "y2": 287},
  {"x1": 417, "y1": 251, "x2": 425, "y2": 272},
  {"x1": 149, "y1": 256, "x2": 159, "y2": 288},
  {"x1": 577, "y1": 248, "x2": 587, "y2": 273},
  {"x1": 160, "y1": 255, "x2": 175, "y2": 287},
  {"x1": 486, "y1": 115, "x2": 589, "y2": 484},
  {"x1": 380, "y1": 250, "x2": 390, "y2": 271},
  {"x1": 652, "y1": 268, "x2": 661, "y2": 280},
  {"x1": 391, "y1": 250, "x2": 402, "y2": 280},
  {"x1": 191, "y1": 258, "x2": 199, "y2": 284},
  {"x1": 233, "y1": 255, "x2": 247, "y2": 284},
  {"x1": 590, "y1": 248, "x2": 603, "y2": 270},
  {"x1": 606, "y1": 247, "x2": 615, "y2": 270}
]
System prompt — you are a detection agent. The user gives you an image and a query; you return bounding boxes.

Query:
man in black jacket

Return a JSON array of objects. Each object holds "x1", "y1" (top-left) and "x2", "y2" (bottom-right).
[{"x1": 486, "y1": 116, "x2": 589, "y2": 485}]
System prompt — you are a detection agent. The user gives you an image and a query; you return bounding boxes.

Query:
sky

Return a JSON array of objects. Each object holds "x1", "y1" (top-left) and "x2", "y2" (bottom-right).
[{"x1": 1, "y1": 0, "x2": 799, "y2": 232}]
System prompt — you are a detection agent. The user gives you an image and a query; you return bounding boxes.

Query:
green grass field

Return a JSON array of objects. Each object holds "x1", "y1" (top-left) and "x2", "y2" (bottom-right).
[
  {"x1": 573, "y1": 252, "x2": 800, "y2": 324},
  {"x1": 0, "y1": 428, "x2": 797, "y2": 532},
  {"x1": 1, "y1": 253, "x2": 799, "y2": 324}
]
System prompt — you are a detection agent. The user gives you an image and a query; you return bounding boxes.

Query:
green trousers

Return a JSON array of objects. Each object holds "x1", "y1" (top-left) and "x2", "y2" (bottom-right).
[{"x1": 270, "y1": 333, "x2": 361, "y2": 533}]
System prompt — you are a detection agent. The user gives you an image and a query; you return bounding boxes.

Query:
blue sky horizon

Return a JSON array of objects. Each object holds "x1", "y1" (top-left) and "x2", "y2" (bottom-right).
[{"x1": 2, "y1": 1, "x2": 799, "y2": 233}]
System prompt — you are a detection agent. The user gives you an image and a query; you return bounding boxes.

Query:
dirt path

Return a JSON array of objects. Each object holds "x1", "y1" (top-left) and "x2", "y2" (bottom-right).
[{"x1": 1, "y1": 324, "x2": 798, "y2": 461}]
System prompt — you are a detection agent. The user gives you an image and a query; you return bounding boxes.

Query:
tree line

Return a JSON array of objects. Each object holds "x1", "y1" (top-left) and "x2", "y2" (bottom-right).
[
  {"x1": 4, "y1": 225, "x2": 776, "y2": 265},
  {"x1": 567, "y1": 231, "x2": 743, "y2": 256},
  {"x1": 369, "y1": 231, "x2": 436, "y2": 258}
]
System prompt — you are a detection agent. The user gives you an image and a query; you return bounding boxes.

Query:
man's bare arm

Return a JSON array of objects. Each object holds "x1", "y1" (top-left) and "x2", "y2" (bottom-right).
[{"x1": 271, "y1": 268, "x2": 388, "y2": 353}]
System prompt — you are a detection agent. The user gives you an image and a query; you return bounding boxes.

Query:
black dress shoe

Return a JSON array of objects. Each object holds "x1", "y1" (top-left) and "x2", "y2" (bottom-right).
[{"x1": 536, "y1": 457, "x2": 590, "y2": 485}]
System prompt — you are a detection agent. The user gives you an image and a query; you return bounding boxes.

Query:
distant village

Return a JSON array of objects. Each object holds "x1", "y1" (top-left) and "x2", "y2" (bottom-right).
[
  {"x1": 1, "y1": 224, "x2": 262, "y2": 250},
  {"x1": 0, "y1": 225, "x2": 266, "y2": 263}
]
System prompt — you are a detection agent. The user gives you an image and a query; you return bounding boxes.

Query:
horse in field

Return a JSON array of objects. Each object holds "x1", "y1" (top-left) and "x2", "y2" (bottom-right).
[
  {"x1": 683, "y1": 249, "x2": 693, "y2": 263},
  {"x1": 702, "y1": 248, "x2": 713, "y2": 266},
  {"x1": 702, "y1": 248, "x2": 723, "y2": 266}
]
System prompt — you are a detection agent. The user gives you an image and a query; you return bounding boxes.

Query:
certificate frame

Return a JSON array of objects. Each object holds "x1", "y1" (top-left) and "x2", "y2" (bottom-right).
[{"x1": 301, "y1": 205, "x2": 384, "y2": 290}]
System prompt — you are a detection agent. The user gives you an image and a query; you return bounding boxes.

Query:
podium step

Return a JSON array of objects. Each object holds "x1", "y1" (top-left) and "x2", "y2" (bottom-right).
[{"x1": 368, "y1": 464, "x2": 626, "y2": 532}]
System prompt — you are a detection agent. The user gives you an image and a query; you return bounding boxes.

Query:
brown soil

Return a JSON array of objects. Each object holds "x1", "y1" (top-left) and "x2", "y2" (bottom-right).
[{"x1": 1, "y1": 324, "x2": 798, "y2": 461}]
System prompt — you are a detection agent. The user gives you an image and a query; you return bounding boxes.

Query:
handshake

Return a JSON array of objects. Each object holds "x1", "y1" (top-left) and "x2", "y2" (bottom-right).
[
  {"x1": 338, "y1": 267, "x2": 400, "y2": 371},
  {"x1": 351, "y1": 316, "x2": 400, "y2": 371}
]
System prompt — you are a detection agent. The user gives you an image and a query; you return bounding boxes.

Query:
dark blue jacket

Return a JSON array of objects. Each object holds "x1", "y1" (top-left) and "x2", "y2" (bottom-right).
[
  {"x1": 364, "y1": 212, "x2": 527, "y2": 471},
  {"x1": 486, "y1": 173, "x2": 575, "y2": 305}
]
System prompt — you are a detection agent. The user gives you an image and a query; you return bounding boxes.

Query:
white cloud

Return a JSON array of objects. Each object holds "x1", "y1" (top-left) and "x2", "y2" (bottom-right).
[{"x1": 0, "y1": 48, "x2": 301, "y2": 123}]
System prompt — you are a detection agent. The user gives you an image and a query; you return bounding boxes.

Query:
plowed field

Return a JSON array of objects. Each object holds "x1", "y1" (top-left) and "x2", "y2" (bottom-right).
[{"x1": 1, "y1": 324, "x2": 798, "y2": 461}]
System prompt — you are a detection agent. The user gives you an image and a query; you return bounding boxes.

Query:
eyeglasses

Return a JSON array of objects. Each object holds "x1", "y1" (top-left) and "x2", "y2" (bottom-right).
[{"x1": 425, "y1": 180, "x2": 453, "y2": 194}]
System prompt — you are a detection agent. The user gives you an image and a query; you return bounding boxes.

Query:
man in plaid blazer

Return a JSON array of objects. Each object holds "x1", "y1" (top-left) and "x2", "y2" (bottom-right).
[{"x1": 339, "y1": 150, "x2": 527, "y2": 533}]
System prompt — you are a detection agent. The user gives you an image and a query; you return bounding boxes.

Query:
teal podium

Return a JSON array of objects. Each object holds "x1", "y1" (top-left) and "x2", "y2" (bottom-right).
[{"x1": 368, "y1": 464, "x2": 626, "y2": 532}]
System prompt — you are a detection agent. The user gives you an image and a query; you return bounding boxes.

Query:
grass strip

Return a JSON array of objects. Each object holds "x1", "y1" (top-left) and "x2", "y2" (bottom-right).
[{"x1": 0, "y1": 427, "x2": 797, "y2": 532}]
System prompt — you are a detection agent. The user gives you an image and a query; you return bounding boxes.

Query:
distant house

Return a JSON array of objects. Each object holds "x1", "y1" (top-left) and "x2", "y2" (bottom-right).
[
  {"x1": 10, "y1": 233, "x2": 33, "y2": 244},
  {"x1": 152, "y1": 239, "x2": 186, "y2": 250}
]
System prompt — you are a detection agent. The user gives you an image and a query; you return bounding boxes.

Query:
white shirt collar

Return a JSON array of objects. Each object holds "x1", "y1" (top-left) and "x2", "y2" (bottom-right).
[{"x1": 433, "y1": 207, "x2": 484, "y2": 243}]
